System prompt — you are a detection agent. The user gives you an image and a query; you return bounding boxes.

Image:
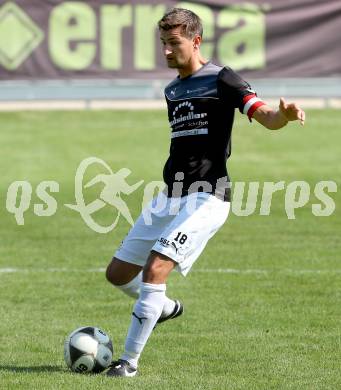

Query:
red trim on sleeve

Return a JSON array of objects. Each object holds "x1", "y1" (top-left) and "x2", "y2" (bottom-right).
[
  {"x1": 243, "y1": 94, "x2": 256, "y2": 104},
  {"x1": 247, "y1": 101, "x2": 266, "y2": 120}
]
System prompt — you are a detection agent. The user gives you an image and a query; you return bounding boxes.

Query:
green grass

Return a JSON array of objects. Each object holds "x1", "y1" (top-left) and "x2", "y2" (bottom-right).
[{"x1": 0, "y1": 109, "x2": 340, "y2": 389}]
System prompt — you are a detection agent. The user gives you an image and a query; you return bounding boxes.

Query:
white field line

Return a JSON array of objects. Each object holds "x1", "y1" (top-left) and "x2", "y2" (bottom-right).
[{"x1": 0, "y1": 267, "x2": 341, "y2": 275}]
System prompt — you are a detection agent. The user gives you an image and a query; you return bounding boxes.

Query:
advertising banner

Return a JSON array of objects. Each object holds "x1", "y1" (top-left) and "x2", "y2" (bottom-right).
[{"x1": 0, "y1": 0, "x2": 340, "y2": 79}]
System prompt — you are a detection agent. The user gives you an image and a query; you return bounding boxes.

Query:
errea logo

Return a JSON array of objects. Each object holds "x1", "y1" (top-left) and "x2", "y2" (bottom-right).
[{"x1": 0, "y1": 2, "x2": 44, "y2": 70}]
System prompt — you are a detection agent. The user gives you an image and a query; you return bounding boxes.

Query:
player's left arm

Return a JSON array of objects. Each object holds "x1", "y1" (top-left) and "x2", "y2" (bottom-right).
[{"x1": 252, "y1": 97, "x2": 305, "y2": 130}]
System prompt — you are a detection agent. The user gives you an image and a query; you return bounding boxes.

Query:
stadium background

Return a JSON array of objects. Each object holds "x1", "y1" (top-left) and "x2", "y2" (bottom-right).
[
  {"x1": 0, "y1": 1, "x2": 340, "y2": 389},
  {"x1": 0, "y1": 0, "x2": 341, "y2": 108}
]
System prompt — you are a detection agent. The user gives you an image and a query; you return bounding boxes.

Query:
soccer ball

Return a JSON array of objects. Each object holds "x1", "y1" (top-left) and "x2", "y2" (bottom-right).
[{"x1": 64, "y1": 326, "x2": 113, "y2": 374}]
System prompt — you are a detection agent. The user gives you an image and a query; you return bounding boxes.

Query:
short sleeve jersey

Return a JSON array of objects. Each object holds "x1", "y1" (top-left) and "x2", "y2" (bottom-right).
[
  {"x1": 163, "y1": 62, "x2": 264, "y2": 200},
  {"x1": 163, "y1": 61, "x2": 264, "y2": 201}
]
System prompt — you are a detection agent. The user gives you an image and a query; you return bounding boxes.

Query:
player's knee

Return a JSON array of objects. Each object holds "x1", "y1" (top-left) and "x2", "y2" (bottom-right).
[
  {"x1": 106, "y1": 257, "x2": 142, "y2": 286},
  {"x1": 105, "y1": 259, "x2": 121, "y2": 286}
]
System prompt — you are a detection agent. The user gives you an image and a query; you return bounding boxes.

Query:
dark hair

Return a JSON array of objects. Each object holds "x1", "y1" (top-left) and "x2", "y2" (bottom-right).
[{"x1": 158, "y1": 8, "x2": 203, "y2": 39}]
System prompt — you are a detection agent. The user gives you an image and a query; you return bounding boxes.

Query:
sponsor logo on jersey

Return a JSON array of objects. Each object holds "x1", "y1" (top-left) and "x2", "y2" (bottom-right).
[
  {"x1": 186, "y1": 87, "x2": 208, "y2": 94},
  {"x1": 170, "y1": 100, "x2": 208, "y2": 127}
]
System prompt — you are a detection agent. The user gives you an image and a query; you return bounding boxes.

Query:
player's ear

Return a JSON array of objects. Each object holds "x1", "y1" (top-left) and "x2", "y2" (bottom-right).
[{"x1": 193, "y1": 35, "x2": 201, "y2": 49}]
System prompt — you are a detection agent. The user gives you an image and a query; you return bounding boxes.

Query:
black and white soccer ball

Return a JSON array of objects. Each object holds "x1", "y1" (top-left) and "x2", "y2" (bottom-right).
[{"x1": 64, "y1": 326, "x2": 113, "y2": 374}]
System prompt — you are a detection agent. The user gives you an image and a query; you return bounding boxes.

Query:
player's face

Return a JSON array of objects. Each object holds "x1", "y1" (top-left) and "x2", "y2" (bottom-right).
[{"x1": 160, "y1": 26, "x2": 197, "y2": 69}]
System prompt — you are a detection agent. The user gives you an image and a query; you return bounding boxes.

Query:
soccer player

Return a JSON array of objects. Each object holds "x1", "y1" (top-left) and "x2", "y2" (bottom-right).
[{"x1": 105, "y1": 8, "x2": 305, "y2": 377}]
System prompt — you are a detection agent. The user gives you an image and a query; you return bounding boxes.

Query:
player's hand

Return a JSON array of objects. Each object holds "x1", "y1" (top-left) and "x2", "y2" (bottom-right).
[{"x1": 279, "y1": 97, "x2": 305, "y2": 125}]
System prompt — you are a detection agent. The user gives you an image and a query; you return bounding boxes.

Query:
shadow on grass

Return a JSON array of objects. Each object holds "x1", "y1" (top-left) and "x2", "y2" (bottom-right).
[{"x1": 0, "y1": 365, "x2": 65, "y2": 373}]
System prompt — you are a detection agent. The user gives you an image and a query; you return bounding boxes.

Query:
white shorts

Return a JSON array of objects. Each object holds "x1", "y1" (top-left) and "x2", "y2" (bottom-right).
[{"x1": 114, "y1": 191, "x2": 230, "y2": 276}]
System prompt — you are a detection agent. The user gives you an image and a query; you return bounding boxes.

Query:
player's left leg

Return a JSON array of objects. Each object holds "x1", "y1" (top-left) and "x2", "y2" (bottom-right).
[{"x1": 107, "y1": 250, "x2": 176, "y2": 377}]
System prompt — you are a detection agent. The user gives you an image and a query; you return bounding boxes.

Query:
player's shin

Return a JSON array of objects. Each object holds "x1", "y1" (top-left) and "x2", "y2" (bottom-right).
[{"x1": 121, "y1": 282, "x2": 166, "y2": 368}]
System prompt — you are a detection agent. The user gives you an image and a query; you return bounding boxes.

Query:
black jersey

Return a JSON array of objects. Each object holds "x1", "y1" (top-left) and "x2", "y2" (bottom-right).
[{"x1": 163, "y1": 62, "x2": 264, "y2": 201}]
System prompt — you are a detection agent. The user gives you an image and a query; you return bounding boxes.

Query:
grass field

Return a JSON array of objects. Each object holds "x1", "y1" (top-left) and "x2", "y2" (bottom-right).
[{"x1": 0, "y1": 109, "x2": 340, "y2": 389}]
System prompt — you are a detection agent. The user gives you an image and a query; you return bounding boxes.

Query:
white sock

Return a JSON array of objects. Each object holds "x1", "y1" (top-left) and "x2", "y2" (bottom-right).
[
  {"x1": 161, "y1": 297, "x2": 176, "y2": 318},
  {"x1": 114, "y1": 271, "x2": 142, "y2": 299},
  {"x1": 121, "y1": 282, "x2": 166, "y2": 368},
  {"x1": 114, "y1": 271, "x2": 175, "y2": 317}
]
